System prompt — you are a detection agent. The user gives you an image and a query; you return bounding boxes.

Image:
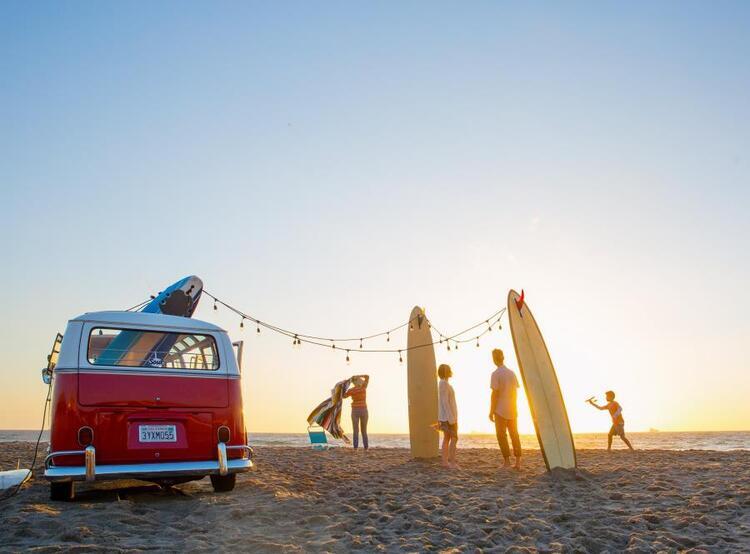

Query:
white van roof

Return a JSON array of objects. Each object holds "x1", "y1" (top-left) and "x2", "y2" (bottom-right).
[{"x1": 71, "y1": 311, "x2": 225, "y2": 333}]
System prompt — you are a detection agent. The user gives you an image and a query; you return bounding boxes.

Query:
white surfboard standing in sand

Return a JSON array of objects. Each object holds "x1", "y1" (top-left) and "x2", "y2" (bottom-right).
[
  {"x1": 508, "y1": 290, "x2": 577, "y2": 470},
  {"x1": 406, "y1": 306, "x2": 439, "y2": 458}
]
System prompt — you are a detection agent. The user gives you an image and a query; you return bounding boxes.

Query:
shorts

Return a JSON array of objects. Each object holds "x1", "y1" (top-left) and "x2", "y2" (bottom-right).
[
  {"x1": 439, "y1": 421, "x2": 458, "y2": 439},
  {"x1": 609, "y1": 423, "x2": 625, "y2": 437}
]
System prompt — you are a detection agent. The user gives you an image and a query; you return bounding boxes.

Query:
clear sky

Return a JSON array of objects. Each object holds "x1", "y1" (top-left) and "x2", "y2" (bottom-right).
[{"x1": 2, "y1": 2, "x2": 748, "y2": 434}]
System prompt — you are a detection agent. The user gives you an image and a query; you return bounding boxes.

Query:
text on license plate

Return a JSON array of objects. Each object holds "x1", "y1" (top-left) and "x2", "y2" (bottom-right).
[{"x1": 139, "y1": 425, "x2": 177, "y2": 443}]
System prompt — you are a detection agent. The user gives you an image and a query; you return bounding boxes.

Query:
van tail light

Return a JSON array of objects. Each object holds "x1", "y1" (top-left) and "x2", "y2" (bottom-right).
[
  {"x1": 78, "y1": 426, "x2": 94, "y2": 447},
  {"x1": 217, "y1": 426, "x2": 230, "y2": 444}
]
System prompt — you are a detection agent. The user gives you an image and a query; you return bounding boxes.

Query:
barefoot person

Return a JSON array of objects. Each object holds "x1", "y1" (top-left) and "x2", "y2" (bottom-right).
[
  {"x1": 437, "y1": 364, "x2": 459, "y2": 469},
  {"x1": 489, "y1": 349, "x2": 522, "y2": 470},
  {"x1": 588, "y1": 391, "x2": 634, "y2": 451},
  {"x1": 344, "y1": 375, "x2": 370, "y2": 450}
]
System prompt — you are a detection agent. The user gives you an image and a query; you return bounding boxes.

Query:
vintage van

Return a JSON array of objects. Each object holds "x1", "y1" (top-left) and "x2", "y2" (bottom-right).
[{"x1": 42, "y1": 310, "x2": 253, "y2": 500}]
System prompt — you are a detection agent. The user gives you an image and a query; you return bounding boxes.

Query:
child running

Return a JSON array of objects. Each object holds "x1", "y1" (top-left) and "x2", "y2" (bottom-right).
[
  {"x1": 437, "y1": 364, "x2": 459, "y2": 469},
  {"x1": 588, "y1": 391, "x2": 635, "y2": 451}
]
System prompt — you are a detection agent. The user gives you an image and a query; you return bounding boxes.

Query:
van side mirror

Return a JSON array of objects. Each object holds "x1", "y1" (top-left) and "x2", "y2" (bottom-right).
[{"x1": 42, "y1": 333, "x2": 64, "y2": 384}]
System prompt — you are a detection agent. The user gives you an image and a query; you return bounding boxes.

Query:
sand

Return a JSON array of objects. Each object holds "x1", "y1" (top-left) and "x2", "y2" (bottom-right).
[{"x1": 1, "y1": 442, "x2": 748, "y2": 552}]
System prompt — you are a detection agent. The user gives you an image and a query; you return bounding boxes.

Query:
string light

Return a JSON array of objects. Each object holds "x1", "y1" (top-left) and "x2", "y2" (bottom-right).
[
  {"x1": 346, "y1": 350, "x2": 351, "y2": 364},
  {"x1": 398, "y1": 350, "x2": 403, "y2": 363},
  {"x1": 197, "y1": 289, "x2": 507, "y2": 358}
]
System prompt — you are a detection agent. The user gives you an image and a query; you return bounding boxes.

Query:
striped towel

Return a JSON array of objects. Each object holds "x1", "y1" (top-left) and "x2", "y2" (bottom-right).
[{"x1": 307, "y1": 378, "x2": 352, "y2": 443}]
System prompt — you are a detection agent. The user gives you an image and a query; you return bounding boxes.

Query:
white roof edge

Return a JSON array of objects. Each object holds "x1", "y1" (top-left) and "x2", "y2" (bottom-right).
[{"x1": 71, "y1": 311, "x2": 226, "y2": 333}]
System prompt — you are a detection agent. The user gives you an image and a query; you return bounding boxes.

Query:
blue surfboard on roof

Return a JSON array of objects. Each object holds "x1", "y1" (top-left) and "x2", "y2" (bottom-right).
[{"x1": 94, "y1": 276, "x2": 204, "y2": 366}]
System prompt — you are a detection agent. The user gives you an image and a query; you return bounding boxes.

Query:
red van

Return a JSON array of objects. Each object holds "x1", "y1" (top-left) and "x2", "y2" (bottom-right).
[{"x1": 42, "y1": 310, "x2": 253, "y2": 500}]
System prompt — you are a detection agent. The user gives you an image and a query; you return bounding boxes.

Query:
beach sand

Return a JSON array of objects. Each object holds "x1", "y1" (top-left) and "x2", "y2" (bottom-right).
[{"x1": 1, "y1": 442, "x2": 748, "y2": 552}]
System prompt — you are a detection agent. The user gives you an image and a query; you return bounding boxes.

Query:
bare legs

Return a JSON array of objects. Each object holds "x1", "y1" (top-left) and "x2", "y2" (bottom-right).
[
  {"x1": 608, "y1": 431, "x2": 635, "y2": 451},
  {"x1": 441, "y1": 432, "x2": 458, "y2": 469}
]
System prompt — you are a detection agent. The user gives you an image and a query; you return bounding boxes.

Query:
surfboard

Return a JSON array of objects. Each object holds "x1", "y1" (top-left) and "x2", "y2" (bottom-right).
[
  {"x1": 507, "y1": 290, "x2": 576, "y2": 470},
  {"x1": 97, "y1": 275, "x2": 204, "y2": 366},
  {"x1": 0, "y1": 469, "x2": 31, "y2": 491},
  {"x1": 406, "y1": 306, "x2": 439, "y2": 458},
  {"x1": 142, "y1": 275, "x2": 204, "y2": 317}
]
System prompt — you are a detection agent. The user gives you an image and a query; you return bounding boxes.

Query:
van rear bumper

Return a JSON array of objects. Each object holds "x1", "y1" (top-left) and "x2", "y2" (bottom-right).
[{"x1": 44, "y1": 444, "x2": 254, "y2": 483}]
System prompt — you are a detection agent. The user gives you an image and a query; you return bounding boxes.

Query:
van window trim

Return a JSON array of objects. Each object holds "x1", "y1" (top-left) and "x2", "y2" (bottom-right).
[{"x1": 85, "y1": 326, "x2": 222, "y2": 372}]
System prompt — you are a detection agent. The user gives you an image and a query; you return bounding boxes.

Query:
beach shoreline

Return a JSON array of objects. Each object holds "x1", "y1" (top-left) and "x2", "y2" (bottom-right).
[{"x1": 2, "y1": 442, "x2": 748, "y2": 552}]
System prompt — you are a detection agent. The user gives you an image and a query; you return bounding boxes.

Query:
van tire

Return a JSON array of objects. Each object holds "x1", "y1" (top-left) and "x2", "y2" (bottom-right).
[
  {"x1": 210, "y1": 474, "x2": 236, "y2": 492},
  {"x1": 50, "y1": 482, "x2": 75, "y2": 501}
]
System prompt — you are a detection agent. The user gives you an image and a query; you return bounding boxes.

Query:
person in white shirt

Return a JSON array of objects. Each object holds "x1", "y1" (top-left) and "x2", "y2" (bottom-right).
[
  {"x1": 437, "y1": 364, "x2": 459, "y2": 469},
  {"x1": 489, "y1": 349, "x2": 522, "y2": 470}
]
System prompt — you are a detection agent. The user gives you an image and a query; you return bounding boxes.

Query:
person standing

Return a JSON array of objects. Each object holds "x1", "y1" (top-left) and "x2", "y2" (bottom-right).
[
  {"x1": 344, "y1": 375, "x2": 370, "y2": 450},
  {"x1": 437, "y1": 364, "x2": 459, "y2": 469},
  {"x1": 489, "y1": 349, "x2": 522, "y2": 470}
]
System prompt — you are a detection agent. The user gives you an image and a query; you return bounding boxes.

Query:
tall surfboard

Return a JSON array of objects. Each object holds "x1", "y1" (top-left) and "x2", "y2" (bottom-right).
[
  {"x1": 406, "y1": 306, "x2": 439, "y2": 458},
  {"x1": 508, "y1": 290, "x2": 576, "y2": 470}
]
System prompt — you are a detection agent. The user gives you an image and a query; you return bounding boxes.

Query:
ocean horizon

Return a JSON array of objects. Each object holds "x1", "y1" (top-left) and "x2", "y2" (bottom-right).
[{"x1": 2, "y1": 429, "x2": 748, "y2": 451}]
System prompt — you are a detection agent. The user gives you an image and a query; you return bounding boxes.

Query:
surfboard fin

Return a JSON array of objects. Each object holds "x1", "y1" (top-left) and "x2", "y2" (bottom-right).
[{"x1": 515, "y1": 289, "x2": 525, "y2": 311}]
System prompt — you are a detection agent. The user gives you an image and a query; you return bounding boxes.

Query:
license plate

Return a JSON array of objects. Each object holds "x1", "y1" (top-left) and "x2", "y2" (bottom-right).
[{"x1": 139, "y1": 425, "x2": 177, "y2": 443}]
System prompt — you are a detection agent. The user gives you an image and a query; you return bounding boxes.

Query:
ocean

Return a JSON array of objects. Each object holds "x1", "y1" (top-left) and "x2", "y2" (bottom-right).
[{"x1": 2, "y1": 430, "x2": 748, "y2": 451}]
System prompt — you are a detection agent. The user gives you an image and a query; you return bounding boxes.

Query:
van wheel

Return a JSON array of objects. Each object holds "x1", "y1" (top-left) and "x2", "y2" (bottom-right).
[
  {"x1": 50, "y1": 482, "x2": 75, "y2": 501},
  {"x1": 210, "y1": 474, "x2": 236, "y2": 492}
]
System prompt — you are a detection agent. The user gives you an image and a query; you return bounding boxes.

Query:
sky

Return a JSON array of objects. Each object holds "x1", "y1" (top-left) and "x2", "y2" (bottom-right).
[{"x1": 1, "y1": 2, "x2": 748, "y2": 435}]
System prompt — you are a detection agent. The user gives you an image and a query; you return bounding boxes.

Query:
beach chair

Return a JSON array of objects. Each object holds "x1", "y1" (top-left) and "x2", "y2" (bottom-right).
[{"x1": 307, "y1": 425, "x2": 330, "y2": 450}]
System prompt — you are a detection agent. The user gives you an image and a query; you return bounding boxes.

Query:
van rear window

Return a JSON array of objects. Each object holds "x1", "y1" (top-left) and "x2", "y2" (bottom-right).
[{"x1": 87, "y1": 328, "x2": 219, "y2": 370}]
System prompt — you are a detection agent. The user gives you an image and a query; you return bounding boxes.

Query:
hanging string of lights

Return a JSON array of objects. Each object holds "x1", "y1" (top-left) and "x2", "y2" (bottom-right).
[{"x1": 198, "y1": 289, "x2": 507, "y2": 364}]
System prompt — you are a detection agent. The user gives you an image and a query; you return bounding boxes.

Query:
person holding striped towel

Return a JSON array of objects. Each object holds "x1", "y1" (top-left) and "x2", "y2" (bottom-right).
[{"x1": 344, "y1": 375, "x2": 370, "y2": 450}]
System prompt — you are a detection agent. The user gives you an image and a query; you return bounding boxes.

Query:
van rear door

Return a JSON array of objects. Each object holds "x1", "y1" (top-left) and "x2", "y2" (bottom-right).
[{"x1": 78, "y1": 326, "x2": 228, "y2": 408}]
